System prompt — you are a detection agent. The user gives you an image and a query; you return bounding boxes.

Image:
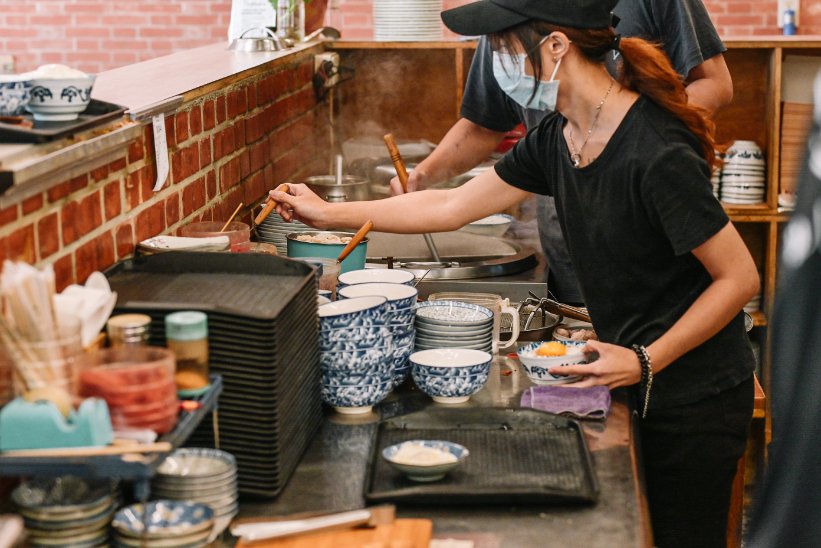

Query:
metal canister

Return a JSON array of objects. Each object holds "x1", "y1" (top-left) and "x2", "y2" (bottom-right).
[
  {"x1": 106, "y1": 314, "x2": 152, "y2": 347},
  {"x1": 304, "y1": 175, "x2": 370, "y2": 203}
]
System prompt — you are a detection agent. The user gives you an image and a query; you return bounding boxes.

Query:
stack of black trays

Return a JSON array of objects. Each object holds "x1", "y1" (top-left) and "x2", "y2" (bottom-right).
[{"x1": 105, "y1": 252, "x2": 321, "y2": 498}]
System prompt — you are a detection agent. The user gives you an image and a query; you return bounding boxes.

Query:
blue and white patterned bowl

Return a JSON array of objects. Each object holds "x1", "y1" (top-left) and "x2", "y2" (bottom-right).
[
  {"x1": 338, "y1": 269, "x2": 416, "y2": 287},
  {"x1": 0, "y1": 76, "x2": 32, "y2": 116},
  {"x1": 410, "y1": 348, "x2": 492, "y2": 403},
  {"x1": 338, "y1": 282, "x2": 418, "y2": 311},
  {"x1": 392, "y1": 330, "x2": 416, "y2": 349},
  {"x1": 389, "y1": 307, "x2": 417, "y2": 326},
  {"x1": 27, "y1": 74, "x2": 95, "y2": 121},
  {"x1": 319, "y1": 296, "x2": 389, "y2": 329},
  {"x1": 415, "y1": 301, "x2": 494, "y2": 328},
  {"x1": 321, "y1": 380, "x2": 393, "y2": 414},
  {"x1": 320, "y1": 345, "x2": 393, "y2": 372},
  {"x1": 112, "y1": 500, "x2": 214, "y2": 539},
  {"x1": 321, "y1": 365, "x2": 394, "y2": 386},
  {"x1": 320, "y1": 326, "x2": 392, "y2": 352},
  {"x1": 382, "y1": 440, "x2": 469, "y2": 482},
  {"x1": 516, "y1": 341, "x2": 587, "y2": 385}
]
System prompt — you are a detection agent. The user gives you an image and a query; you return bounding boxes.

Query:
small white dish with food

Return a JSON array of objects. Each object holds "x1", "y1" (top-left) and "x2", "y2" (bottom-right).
[{"x1": 382, "y1": 440, "x2": 468, "y2": 482}]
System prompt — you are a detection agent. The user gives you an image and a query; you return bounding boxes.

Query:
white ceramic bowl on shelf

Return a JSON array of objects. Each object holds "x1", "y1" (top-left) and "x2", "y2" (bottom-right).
[{"x1": 26, "y1": 67, "x2": 96, "y2": 121}]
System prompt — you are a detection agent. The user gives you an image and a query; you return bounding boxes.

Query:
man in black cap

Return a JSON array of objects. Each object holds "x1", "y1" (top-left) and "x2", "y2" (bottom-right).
[{"x1": 391, "y1": 0, "x2": 732, "y2": 307}]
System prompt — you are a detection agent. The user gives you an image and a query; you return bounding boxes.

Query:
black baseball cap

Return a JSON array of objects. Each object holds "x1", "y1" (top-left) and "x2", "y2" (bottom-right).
[{"x1": 441, "y1": 0, "x2": 619, "y2": 36}]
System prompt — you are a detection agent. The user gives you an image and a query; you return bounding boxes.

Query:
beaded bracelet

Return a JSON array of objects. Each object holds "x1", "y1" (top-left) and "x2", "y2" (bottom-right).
[{"x1": 631, "y1": 344, "x2": 654, "y2": 418}]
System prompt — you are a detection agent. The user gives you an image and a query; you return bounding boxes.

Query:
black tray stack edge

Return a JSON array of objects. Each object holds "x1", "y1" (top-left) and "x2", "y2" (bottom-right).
[{"x1": 106, "y1": 252, "x2": 322, "y2": 498}]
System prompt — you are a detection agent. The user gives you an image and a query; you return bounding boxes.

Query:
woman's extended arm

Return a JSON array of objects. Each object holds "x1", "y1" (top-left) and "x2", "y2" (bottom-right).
[
  {"x1": 554, "y1": 222, "x2": 759, "y2": 388},
  {"x1": 269, "y1": 167, "x2": 532, "y2": 234}
]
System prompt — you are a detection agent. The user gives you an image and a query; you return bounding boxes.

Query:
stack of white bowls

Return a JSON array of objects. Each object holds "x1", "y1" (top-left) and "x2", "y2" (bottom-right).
[
  {"x1": 721, "y1": 140, "x2": 766, "y2": 204},
  {"x1": 711, "y1": 151, "x2": 722, "y2": 198},
  {"x1": 744, "y1": 291, "x2": 762, "y2": 313},
  {"x1": 151, "y1": 448, "x2": 238, "y2": 536},
  {"x1": 338, "y1": 282, "x2": 417, "y2": 386},
  {"x1": 255, "y1": 211, "x2": 311, "y2": 255},
  {"x1": 414, "y1": 301, "x2": 494, "y2": 353},
  {"x1": 319, "y1": 296, "x2": 394, "y2": 414},
  {"x1": 373, "y1": 0, "x2": 443, "y2": 41}
]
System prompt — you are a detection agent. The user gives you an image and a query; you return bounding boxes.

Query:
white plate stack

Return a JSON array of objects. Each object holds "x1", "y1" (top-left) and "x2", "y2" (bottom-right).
[
  {"x1": 711, "y1": 152, "x2": 722, "y2": 198},
  {"x1": 373, "y1": 0, "x2": 443, "y2": 41},
  {"x1": 414, "y1": 301, "x2": 494, "y2": 353},
  {"x1": 721, "y1": 140, "x2": 766, "y2": 205},
  {"x1": 255, "y1": 211, "x2": 311, "y2": 255},
  {"x1": 744, "y1": 292, "x2": 762, "y2": 313}
]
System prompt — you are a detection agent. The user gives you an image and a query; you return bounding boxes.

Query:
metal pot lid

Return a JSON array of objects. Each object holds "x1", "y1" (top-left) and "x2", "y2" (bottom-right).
[{"x1": 304, "y1": 175, "x2": 369, "y2": 188}]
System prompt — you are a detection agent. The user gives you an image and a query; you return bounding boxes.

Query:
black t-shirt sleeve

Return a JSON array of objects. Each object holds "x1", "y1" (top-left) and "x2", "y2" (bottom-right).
[
  {"x1": 460, "y1": 37, "x2": 523, "y2": 132},
  {"x1": 493, "y1": 122, "x2": 553, "y2": 195},
  {"x1": 651, "y1": 0, "x2": 726, "y2": 77},
  {"x1": 641, "y1": 142, "x2": 729, "y2": 256}
]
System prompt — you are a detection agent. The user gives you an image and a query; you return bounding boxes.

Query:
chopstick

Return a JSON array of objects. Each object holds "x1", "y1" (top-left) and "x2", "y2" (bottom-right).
[
  {"x1": 337, "y1": 220, "x2": 373, "y2": 263},
  {"x1": 254, "y1": 183, "x2": 290, "y2": 226},
  {"x1": 220, "y1": 202, "x2": 244, "y2": 232}
]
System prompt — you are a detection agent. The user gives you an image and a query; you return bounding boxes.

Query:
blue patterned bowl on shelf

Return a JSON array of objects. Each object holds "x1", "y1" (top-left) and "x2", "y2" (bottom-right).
[
  {"x1": 410, "y1": 348, "x2": 492, "y2": 404},
  {"x1": 0, "y1": 76, "x2": 32, "y2": 116},
  {"x1": 392, "y1": 330, "x2": 416, "y2": 349},
  {"x1": 388, "y1": 307, "x2": 417, "y2": 326},
  {"x1": 338, "y1": 282, "x2": 418, "y2": 311},
  {"x1": 382, "y1": 440, "x2": 469, "y2": 482},
  {"x1": 319, "y1": 296, "x2": 389, "y2": 329},
  {"x1": 321, "y1": 361, "x2": 394, "y2": 385},
  {"x1": 337, "y1": 268, "x2": 416, "y2": 287},
  {"x1": 516, "y1": 341, "x2": 587, "y2": 385},
  {"x1": 321, "y1": 380, "x2": 394, "y2": 414},
  {"x1": 112, "y1": 500, "x2": 214, "y2": 539},
  {"x1": 27, "y1": 74, "x2": 96, "y2": 121}
]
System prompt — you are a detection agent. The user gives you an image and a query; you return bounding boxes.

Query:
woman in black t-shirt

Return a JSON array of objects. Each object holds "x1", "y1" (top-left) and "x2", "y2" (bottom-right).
[{"x1": 268, "y1": 1, "x2": 757, "y2": 546}]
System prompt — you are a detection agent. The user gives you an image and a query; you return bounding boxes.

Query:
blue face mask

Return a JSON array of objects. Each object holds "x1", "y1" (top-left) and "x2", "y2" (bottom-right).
[{"x1": 492, "y1": 51, "x2": 561, "y2": 112}]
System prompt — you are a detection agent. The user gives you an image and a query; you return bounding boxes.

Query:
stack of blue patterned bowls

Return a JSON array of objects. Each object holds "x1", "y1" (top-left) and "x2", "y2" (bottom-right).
[
  {"x1": 318, "y1": 296, "x2": 394, "y2": 414},
  {"x1": 337, "y1": 282, "x2": 417, "y2": 386}
]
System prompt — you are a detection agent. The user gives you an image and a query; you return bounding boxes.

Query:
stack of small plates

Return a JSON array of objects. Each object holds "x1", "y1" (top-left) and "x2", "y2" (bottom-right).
[
  {"x1": 373, "y1": 0, "x2": 443, "y2": 41},
  {"x1": 414, "y1": 300, "x2": 493, "y2": 353},
  {"x1": 13, "y1": 476, "x2": 117, "y2": 548},
  {"x1": 711, "y1": 154, "x2": 722, "y2": 198},
  {"x1": 255, "y1": 211, "x2": 311, "y2": 255},
  {"x1": 721, "y1": 140, "x2": 766, "y2": 204},
  {"x1": 151, "y1": 448, "x2": 239, "y2": 536},
  {"x1": 112, "y1": 500, "x2": 214, "y2": 547}
]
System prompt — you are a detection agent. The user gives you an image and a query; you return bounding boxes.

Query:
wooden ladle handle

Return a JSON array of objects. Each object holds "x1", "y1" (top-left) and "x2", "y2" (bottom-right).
[
  {"x1": 337, "y1": 220, "x2": 373, "y2": 263},
  {"x1": 383, "y1": 133, "x2": 409, "y2": 192},
  {"x1": 254, "y1": 183, "x2": 290, "y2": 226}
]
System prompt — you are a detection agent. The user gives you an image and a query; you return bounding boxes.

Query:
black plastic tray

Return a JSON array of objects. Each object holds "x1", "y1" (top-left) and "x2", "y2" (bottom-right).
[
  {"x1": 0, "y1": 99, "x2": 126, "y2": 144},
  {"x1": 365, "y1": 407, "x2": 599, "y2": 506}
]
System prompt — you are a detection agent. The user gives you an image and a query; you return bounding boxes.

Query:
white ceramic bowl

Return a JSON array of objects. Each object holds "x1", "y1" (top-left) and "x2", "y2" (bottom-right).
[
  {"x1": 410, "y1": 348, "x2": 491, "y2": 403},
  {"x1": 460, "y1": 214, "x2": 514, "y2": 238},
  {"x1": 382, "y1": 440, "x2": 469, "y2": 482},
  {"x1": 516, "y1": 341, "x2": 587, "y2": 385},
  {"x1": 27, "y1": 75, "x2": 96, "y2": 121},
  {"x1": 337, "y1": 268, "x2": 416, "y2": 286}
]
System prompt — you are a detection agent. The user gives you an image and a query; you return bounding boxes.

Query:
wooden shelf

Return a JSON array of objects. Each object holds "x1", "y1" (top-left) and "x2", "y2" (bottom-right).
[
  {"x1": 331, "y1": 40, "x2": 477, "y2": 50},
  {"x1": 749, "y1": 310, "x2": 767, "y2": 327}
]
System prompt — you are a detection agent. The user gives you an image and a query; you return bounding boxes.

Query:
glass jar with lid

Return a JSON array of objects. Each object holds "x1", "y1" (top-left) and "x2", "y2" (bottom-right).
[{"x1": 165, "y1": 311, "x2": 210, "y2": 397}]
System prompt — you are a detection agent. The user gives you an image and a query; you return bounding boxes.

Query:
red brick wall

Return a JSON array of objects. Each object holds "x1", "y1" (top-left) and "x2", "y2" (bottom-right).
[
  {"x1": 0, "y1": 51, "x2": 329, "y2": 290},
  {"x1": 4, "y1": 1, "x2": 821, "y2": 75}
]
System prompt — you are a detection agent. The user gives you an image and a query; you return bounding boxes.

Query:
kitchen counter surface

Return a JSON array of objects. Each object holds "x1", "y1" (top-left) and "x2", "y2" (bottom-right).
[{"x1": 238, "y1": 357, "x2": 651, "y2": 547}]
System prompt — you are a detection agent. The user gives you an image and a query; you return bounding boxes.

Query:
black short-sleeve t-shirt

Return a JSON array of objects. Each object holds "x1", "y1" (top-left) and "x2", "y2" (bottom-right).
[{"x1": 495, "y1": 97, "x2": 755, "y2": 409}]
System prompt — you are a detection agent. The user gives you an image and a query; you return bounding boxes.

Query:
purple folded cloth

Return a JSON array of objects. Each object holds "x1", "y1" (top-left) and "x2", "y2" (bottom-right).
[{"x1": 520, "y1": 385, "x2": 611, "y2": 420}]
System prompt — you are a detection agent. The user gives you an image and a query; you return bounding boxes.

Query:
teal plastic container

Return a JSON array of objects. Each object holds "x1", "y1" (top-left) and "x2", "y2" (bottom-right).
[{"x1": 286, "y1": 231, "x2": 368, "y2": 273}]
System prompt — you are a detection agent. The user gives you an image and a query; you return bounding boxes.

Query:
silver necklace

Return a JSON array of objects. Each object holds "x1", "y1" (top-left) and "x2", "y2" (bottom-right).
[{"x1": 568, "y1": 79, "x2": 615, "y2": 168}]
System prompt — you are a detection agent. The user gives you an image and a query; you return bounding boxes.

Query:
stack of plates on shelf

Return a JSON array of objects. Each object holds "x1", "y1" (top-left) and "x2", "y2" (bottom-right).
[
  {"x1": 711, "y1": 152, "x2": 722, "y2": 198},
  {"x1": 112, "y1": 500, "x2": 213, "y2": 547},
  {"x1": 721, "y1": 140, "x2": 766, "y2": 204},
  {"x1": 107, "y1": 252, "x2": 322, "y2": 498},
  {"x1": 13, "y1": 476, "x2": 117, "y2": 548},
  {"x1": 373, "y1": 0, "x2": 443, "y2": 41},
  {"x1": 152, "y1": 448, "x2": 238, "y2": 538},
  {"x1": 744, "y1": 292, "x2": 762, "y2": 313},
  {"x1": 255, "y1": 211, "x2": 311, "y2": 255},
  {"x1": 414, "y1": 300, "x2": 493, "y2": 353}
]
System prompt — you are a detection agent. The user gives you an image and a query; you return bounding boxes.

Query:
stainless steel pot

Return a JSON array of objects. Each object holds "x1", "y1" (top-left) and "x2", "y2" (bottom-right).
[
  {"x1": 228, "y1": 28, "x2": 287, "y2": 52},
  {"x1": 304, "y1": 175, "x2": 370, "y2": 203}
]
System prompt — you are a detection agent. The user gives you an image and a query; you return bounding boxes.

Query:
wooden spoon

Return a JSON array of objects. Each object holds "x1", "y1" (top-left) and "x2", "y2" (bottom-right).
[
  {"x1": 337, "y1": 220, "x2": 373, "y2": 263},
  {"x1": 254, "y1": 184, "x2": 290, "y2": 226}
]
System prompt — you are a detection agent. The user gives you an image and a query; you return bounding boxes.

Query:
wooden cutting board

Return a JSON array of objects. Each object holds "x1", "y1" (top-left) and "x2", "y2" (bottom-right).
[{"x1": 234, "y1": 518, "x2": 433, "y2": 548}]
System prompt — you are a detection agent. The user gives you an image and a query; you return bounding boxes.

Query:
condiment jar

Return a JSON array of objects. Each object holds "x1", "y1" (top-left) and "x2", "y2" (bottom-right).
[
  {"x1": 107, "y1": 314, "x2": 151, "y2": 348},
  {"x1": 164, "y1": 311, "x2": 210, "y2": 396}
]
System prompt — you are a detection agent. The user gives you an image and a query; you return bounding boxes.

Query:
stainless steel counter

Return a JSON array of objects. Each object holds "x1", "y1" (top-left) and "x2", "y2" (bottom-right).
[{"x1": 237, "y1": 357, "x2": 651, "y2": 547}]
